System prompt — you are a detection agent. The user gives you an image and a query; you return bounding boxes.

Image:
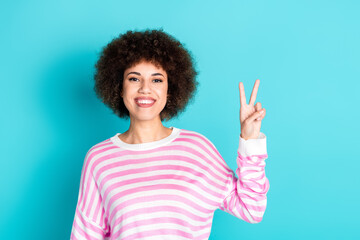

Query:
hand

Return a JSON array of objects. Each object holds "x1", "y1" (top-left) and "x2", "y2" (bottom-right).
[{"x1": 239, "y1": 79, "x2": 266, "y2": 140}]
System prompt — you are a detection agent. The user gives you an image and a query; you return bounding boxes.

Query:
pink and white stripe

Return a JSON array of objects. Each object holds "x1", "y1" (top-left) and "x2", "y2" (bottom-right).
[{"x1": 70, "y1": 128, "x2": 269, "y2": 239}]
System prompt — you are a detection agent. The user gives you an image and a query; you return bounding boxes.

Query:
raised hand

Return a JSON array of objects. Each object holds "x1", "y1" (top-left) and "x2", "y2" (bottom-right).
[{"x1": 239, "y1": 79, "x2": 266, "y2": 140}]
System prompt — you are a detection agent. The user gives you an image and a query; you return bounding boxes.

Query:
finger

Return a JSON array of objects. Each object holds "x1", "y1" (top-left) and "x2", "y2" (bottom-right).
[
  {"x1": 239, "y1": 82, "x2": 247, "y2": 106},
  {"x1": 255, "y1": 102, "x2": 262, "y2": 112},
  {"x1": 249, "y1": 79, "x2": 260, "y2": 106},
  {"x1": 256, "y1": 108, "x2": 266, "y2": 121},
  {"x1": 248, "y1": 108, "x2": 265, "y2": 123}
]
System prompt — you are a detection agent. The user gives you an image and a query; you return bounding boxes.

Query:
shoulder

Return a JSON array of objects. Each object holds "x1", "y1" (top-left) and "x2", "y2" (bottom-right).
[
  {"x1": 178, "y1": 128, "x2": 217, "y2": 150},
  {"x1": 177, "y1": 128, "x2": 226, "y2": 166},
  {"x1": 83, "y1": 136, "x2": 116, "y2": 163}
]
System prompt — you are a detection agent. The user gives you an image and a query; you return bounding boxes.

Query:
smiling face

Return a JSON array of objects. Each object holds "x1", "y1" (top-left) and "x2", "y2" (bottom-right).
[{"x1": 121, "y1": 60, "x2": 168, "y2": 122}]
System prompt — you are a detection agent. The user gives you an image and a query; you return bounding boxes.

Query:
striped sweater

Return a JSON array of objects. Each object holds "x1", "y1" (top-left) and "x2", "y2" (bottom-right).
[{"x1": 70, "y1": 127, "x2": 269, "y2": 240}]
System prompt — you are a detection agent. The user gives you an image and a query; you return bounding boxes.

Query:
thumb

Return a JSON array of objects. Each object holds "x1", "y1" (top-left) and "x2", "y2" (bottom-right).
[{"x1": 247, "y1": 109, "x2": 264, "y2": 123}]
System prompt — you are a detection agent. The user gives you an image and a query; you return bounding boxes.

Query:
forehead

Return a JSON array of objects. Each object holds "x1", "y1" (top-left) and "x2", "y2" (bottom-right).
[
  {"x1": 124, "y1": 60, "x2": 167, "y2": 78},
  {"x1": 126, "y1": 60, "x2": 166, "y2": 72}
]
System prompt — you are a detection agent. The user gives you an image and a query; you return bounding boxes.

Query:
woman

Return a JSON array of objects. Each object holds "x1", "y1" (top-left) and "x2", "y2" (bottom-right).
[{"x1": 70, "y1": 29, "x2": 269, "y2": 240}]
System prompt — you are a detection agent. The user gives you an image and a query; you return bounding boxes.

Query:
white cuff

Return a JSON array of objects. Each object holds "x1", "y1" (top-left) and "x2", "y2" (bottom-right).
[{"x1": 238, "y1": 132, "x2": 267, "y2": 156}]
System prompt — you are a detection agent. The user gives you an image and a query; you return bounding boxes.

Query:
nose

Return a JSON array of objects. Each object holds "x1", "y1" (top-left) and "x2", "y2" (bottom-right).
[{"x1": 138, "y1": 79, "x2": 151, "y2": 94}]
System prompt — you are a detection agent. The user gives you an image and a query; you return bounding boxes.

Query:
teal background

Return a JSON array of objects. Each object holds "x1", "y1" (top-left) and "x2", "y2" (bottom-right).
[{"x1": 1, "y1": 0, "x2": 359, "y2": 239}]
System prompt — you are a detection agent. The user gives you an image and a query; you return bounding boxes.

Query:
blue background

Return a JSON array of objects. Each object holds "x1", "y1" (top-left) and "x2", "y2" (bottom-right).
[{"x1": 1, "y1": 0, "x2": 359, "y2": 239}]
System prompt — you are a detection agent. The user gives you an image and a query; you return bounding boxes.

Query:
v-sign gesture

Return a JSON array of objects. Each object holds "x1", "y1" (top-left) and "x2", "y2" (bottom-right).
[{"x1": 239, "y1": 79, "x2": 266, "y2": 140}]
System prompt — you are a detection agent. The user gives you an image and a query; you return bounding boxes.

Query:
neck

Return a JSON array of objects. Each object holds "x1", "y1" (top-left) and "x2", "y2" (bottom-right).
[{"x1": 120, "y1": 116, "x2": 172, "y2": 144}]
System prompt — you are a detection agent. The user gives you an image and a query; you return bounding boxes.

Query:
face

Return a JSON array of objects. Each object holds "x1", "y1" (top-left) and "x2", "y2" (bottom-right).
[{"x1": 121, "y1": 60, "x2": 168, "y2": 122}]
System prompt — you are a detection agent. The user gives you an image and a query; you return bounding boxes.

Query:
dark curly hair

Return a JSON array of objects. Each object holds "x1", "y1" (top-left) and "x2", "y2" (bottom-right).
[{"x1": 93, "y1": 29, "x2": 199, "y2": 121}]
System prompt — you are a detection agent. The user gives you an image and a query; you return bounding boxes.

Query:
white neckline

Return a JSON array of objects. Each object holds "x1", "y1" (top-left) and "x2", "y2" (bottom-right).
[{"x1": 110, "y1": 126, "x2": 181, "y2": 150}]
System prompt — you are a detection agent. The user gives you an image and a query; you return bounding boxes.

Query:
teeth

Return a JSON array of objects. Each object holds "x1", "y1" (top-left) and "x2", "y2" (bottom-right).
[{"x1": 137, "y1": 100, "x2": 154, "y2": 104}]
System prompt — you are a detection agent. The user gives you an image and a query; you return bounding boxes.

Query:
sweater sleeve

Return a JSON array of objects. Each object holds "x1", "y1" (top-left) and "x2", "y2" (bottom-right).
[
  {"x1": 219, "y1": 132, "x2": 269, "y2": 223},
  {"x1": 70, "y1": 150, "x2": 110, "y2": 240}
]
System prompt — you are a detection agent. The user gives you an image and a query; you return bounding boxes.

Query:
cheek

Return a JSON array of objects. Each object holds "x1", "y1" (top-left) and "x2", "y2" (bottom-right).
[
  {"x1": 161, "y1": 88, "x2": 168, "y2": 100},
  {"x1": 162, "y1": 84, "x2": 168, "y2": 96},
  {"x1": 122, "y1": 85, "x2": 134, "y2": 98},
  {"x1": 121, "y1": 87, "x2": 133, "y2": 106},
  {"x1": 153, "y1": 84, "x2": 168, "y2": 95}
]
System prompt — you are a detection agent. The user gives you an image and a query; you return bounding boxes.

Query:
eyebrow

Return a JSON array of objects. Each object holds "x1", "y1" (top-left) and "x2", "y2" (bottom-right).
[{"x1": 126, "y1": 72, "x2": 164, "y2": 77}]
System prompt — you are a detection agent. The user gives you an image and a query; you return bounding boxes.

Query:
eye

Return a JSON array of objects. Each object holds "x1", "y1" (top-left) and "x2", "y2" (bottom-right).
[
  {"x1": 129, "y1": 77, "x2": 139, "y2": 82},
  {"x1": 153, "y1": 79, "x2": 163, "y2": 83}
]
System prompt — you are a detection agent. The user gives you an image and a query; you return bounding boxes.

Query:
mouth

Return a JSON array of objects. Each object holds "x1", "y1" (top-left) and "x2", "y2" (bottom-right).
[{"x1": 134, "y1": 97, "x2": 156, "y2": 108}]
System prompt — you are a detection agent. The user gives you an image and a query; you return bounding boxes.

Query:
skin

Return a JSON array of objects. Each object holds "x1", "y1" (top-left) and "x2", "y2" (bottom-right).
[
  {"x1": 239, "y1": 79, "x2": 266, "y2": 140},
  {"x1": 119, "y1": 60, "x2": 172, "y2": 144}
]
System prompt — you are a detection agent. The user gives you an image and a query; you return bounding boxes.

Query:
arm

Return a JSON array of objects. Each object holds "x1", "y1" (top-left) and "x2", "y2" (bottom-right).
[
  {"x1": 70, "y1": 149, "x2": 110, "y2": 240},
  {"x1": 219, "y1": 80, "x2": 269, "y2": 222},
  {"x1": 219, "y1": 132, "x2": 269, "y2": 223}
]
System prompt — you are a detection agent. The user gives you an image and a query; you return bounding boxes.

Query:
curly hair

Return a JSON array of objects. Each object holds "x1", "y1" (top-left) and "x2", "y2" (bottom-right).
[{"x1": 93, "y1": 29, "x2": 199, "y2": 121}]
